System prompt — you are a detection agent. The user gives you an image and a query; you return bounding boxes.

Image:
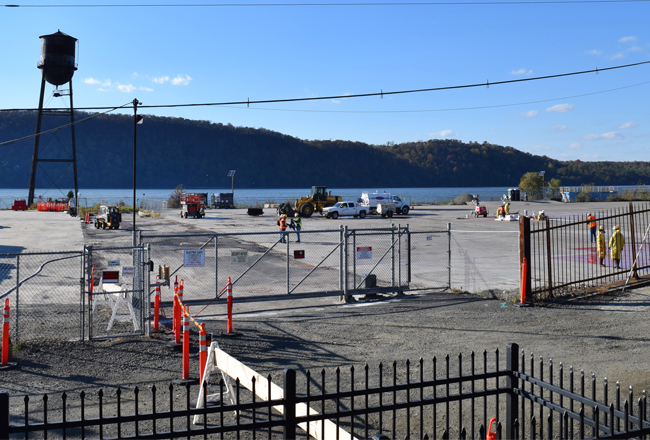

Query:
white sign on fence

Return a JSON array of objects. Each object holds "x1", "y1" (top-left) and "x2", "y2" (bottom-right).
[
  {"x1": 122, "y1": 266, "x2": 135, "y2": 277},
  {"x1": 357, "y1": 246, "x2": 372, "y2": 260},
  {"x1": 107, "y1": 260, "x2": 121, "y2": 267},
  {"x1": 184, "y1": 249, "x2": 205, "y2": 267},
  {"x1": 231, "y1": 250, "x2": 248, "y2": 264}
]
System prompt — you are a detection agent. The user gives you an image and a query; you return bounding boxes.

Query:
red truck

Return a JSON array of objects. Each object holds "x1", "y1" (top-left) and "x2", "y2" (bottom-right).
[{"x1": 180, "y1": 193, "x2": 206, "y2": 219}]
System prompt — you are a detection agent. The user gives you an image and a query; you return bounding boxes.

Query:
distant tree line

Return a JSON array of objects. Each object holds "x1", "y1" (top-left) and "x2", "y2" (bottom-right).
[{"x1": 1, "y1": 111, "x2": 649, "y2": 190}]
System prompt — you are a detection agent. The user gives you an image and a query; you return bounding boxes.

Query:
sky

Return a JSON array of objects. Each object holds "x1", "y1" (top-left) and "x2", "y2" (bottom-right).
[{"x1": 1, "y1": 0, "x2": 649, "y2": 162}]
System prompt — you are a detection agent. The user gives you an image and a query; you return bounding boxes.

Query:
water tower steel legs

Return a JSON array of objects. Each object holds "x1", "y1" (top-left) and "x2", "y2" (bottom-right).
[
  {"x1": 28, "y1": 75, "x2": 79, "y2": 207},
  {"x1": 28, "y1": 76, "x2": 47, "y2": 206}
]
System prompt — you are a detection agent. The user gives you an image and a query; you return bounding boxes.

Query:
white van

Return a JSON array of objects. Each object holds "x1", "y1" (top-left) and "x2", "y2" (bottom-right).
[{"x1": 360, "y1": 192, "x2": 410, "y2": 215}]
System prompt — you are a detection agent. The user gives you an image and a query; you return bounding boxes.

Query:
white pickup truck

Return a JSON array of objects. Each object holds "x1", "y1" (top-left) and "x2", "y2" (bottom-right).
[
  {"x1": 322, "y1": 201, "x2": 368, "y2": 219},
  {"x1": 361, "y1": 192, "x2": 410, "y2": 215}
]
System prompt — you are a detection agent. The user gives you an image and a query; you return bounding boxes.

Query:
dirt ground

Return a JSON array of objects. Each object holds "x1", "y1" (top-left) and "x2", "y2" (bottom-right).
[{"x1": 1, "y1": 200, "x2": 649, "y2": 437}]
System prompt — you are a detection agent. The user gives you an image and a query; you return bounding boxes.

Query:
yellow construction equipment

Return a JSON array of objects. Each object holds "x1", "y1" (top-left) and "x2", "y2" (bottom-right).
[{"x1": 276, "y1": 186, "x2": 342, "y2": 218}]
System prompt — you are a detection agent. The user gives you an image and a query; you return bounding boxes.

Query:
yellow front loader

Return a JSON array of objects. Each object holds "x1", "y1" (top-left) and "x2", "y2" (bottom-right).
[{"x1": 276, "y1": 186, "x2": 342, "y2": 218}]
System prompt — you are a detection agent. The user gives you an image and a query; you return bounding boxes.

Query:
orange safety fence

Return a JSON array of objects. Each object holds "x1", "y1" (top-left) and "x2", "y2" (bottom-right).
[{"x1": 37, "y1": 202, "x2": 68, "y2": 212}]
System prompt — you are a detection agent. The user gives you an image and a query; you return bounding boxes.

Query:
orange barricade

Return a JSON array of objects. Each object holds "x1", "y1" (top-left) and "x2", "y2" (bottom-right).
[
  {"x1": 154, "y1": 284, "x2": 161, "y2": 332},
  {"x1": 199, "y1": 323, "x2": 207, "y2": 384},
  {"x1": 182, "y1": 305, "x2": 190, "y2": 380}
]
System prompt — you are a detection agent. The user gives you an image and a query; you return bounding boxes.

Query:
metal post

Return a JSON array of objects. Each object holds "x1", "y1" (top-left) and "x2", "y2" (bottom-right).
[
  {"x1": 132, "y1": 98, "x2": 140, "y2": 247},
  {"x1": 391, "y1": 223, "x2": 395, "y2": 288},
  {"x1": 506, "y1": 342, "x2": 520, "y2": 440},
  {"x1": 353, "y1": 231, "x2": 356, "y2": 294},
  {"x1": 628, "y1": 202, "x2": 638, "y2": 279},
  {"x1": 15, "y1": 255, "x2": 19, "y2": 345},
  {"x1": 87, "y1": 246, "x2": 93, "y2": 339},
  {"x1": 286, "y1": 238, "x2": 290, "y2": 295},
  {"x1": 447, "y1": 223, "x2": 452, "y2": 289},
  {"x1": 344, "y1": 225, "x2": 349, "y2": 302},
  {"x1": 215, "y1": 234, "x2": 219, "y2": 298},
  {"x1": 339, "y1": 225, "x2": 344, "y2": 293},
  {"x1": 80, "y1": 248, "x2": 85, "y2": 341},
  {"x1": 146, "y1": 244, "x2": 151, "y2": 336},
  {"x1": 398, "y1": 224, "x2": 402, "y2": 291},
  {"x1": 407, "y1": 224, "x2": 411, "y2": 284},
  {"x1": 545, "y1": 217, "x2": 553, "y2": 298},
  {"x1": 0, "y1": 393, "x2": 8, "y2": 440},
  {"x1": 283, "y1": 369, "x2": 297, "y2": 439}
]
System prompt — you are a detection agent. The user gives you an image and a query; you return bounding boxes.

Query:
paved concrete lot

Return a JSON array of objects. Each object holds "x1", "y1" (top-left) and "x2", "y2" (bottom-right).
[{"x1": 1, "y1": 199, "x2": 650, "y2": 431}]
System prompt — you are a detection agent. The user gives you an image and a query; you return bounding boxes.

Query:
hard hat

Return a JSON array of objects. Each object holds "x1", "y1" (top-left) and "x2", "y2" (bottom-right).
[
  {"x1": 283, "y1": 214, "x2": 287, "y2": 217},
  {"x1": 599, "y1": 225, "x2": 604, "y2": 231},
  {"x1": 588, "y1": 213, "x2": 592, "y2": 216},
  {"x1": 615, "y1": 225, "x2": 620, "y2": 230},
  {"x1": 294, "y1": 213, "x2": 299, "y2": 217}
]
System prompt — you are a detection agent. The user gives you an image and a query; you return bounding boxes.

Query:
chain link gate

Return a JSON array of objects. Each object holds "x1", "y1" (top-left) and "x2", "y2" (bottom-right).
[
  {"x1": 85, "y1": 245, "x2": 148, "y2": 339},
  {"x1": 140, "y1": 225, "x2": 451, "y2": 304}
]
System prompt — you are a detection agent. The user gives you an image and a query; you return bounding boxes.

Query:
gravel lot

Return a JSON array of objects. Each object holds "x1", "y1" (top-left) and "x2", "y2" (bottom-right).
[{"x1": 1, "y1": 200, "x2": 649, "y2": 437}]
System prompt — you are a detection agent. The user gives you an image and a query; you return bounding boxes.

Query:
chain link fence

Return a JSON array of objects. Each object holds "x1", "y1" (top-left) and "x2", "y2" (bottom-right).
[
  {"x1": 0, "y1": 225, "x2": 522, "y2": 344},
  {"x1": 0, "y1": 251, "x2": 83, "y2": 344}
]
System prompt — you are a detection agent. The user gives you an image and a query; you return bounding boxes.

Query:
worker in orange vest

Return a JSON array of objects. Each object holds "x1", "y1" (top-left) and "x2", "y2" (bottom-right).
[
  {"x1": 587, "y1": 213, "x2": 597, "y2": 242},
  {"x1": 277, "y1": 214, "x2": 288, "y2": 243}
]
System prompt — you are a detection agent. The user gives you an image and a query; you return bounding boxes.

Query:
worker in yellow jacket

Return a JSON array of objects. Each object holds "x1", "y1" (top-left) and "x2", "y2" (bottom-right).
[
  {"x1": 608, "y1": 225, "x2": 625, "y2": 269},
  {"x1": 596, "y1": 225, "x2": 606, "y2": 266}
]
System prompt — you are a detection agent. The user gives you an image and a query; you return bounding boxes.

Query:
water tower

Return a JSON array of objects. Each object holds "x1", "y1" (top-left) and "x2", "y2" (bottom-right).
[{"x1": 28, "y1": 30, "x2": 79, "y2": 207}]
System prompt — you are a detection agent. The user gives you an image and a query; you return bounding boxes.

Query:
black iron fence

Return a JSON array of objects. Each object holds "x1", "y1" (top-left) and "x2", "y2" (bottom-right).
[
  {"x1": 2, "y1": 343, "x2": 648, "y2": 439},
  {"x1": 521, "y1": 202, "x2": 650, "y2": 300}
]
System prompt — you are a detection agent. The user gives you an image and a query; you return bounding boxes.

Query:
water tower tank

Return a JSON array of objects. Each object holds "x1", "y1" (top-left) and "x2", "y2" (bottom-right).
[{"x1": 38, "y1": 30, "x2": 77, "y2": 86}]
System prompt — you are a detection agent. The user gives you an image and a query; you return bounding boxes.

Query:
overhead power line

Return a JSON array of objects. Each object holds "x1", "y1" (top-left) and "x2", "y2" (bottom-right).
[
  {"x1": 0, "y1": 102, "x2": 132, "y2": 148},
  {"x1": 4, "y1": 1, "x2": 650, "y2": 6},
  {"x1": 1, "y1": 60, "x2": 648, "y2": 113},
  {"x1": 221, "y1": 81, "x2": 650, "y2": 113}
]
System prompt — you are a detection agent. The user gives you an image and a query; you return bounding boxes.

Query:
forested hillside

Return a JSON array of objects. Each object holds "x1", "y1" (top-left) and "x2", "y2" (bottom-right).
[{"x1": 1, "y1": 111, "x2": 648, "y2": 189}]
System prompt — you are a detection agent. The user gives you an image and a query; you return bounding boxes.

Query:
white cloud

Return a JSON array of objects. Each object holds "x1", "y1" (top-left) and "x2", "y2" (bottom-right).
[
  {"x1": 619, "y1": 36, "x2": 637, "y2": 43},
  {"x1": 568, "y1": 143, "x2": 581, "y2": 149},
  {"x1": 429, "y1": 130, "x2": 455, "y2": 138},
  {"x1": 521, "y1": 110, "x2": 538, "y2": 118},
  {"x1": 171, "y1": 74, "x2": 192, "y2": 86},
  {"x1": 627, "y1": 46, "x2": 642, "y2": 52},
  {"x1": 584, "y1": 132, "x2": 623, "y2": 140},
  {"x1": 617, "y1": 121, "x2": 638, "y2": 129},
  {"x1": 132, "y1": 72, "x2": 139, "y2": 78},
  {"x1": 97, "y1": 88, "x2": 111, "y2": 92},
  {"x1": 610, "y1": 53, "x2": 624, "y2": 60},
  {"x1": 152, "y1": 76, "x2": 169, "y2": 84},
  {"x1": 116, "y1": 83, "x2": 136, "y2": 93},
  {"x1": 511, "y1": 68, "x2": 533, "y2": 76},
  {"x1": 139, "y1": 86, "x2": 154, "y2": 92},
  {"x1": 586, "y1": 49, "x2": 603, "y2": 56},
  {"x1": 551, "y1": 125, "x2": 569, "y2": 131},
  {"x1": 84, "y1": 77, "x2": 101, "y2": 85},
  {"x1": 546, "y1": 104, "x2": 574, "y2": 113},
  {"x1": 331, "y1": 99, "x2": 340, "y2": 104},
  {"x1": 532, "y1": 145, "x2": 551, "y2": 151}
]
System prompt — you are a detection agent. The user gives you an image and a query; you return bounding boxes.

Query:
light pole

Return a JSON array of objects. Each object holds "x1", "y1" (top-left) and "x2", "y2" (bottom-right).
[
  {"x1": 228, "y1": 170, "x2": 236, "y2": 194},
  {"x1": 539, "y1": 171, "x2": 546, "y2": 200},
  {"x1": 132, "y1": 99, "x2": 143, "y2": 247}
]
